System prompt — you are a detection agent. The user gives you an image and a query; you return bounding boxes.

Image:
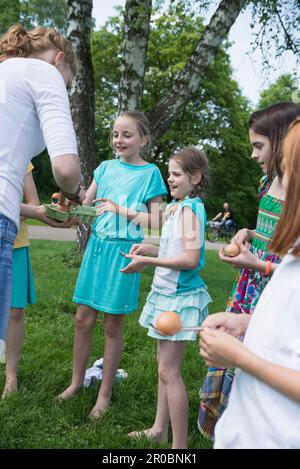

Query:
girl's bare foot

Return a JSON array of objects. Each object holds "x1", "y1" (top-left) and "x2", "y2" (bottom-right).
[
  {"x1": 89, "y1": 396, "x2": 111, "y2": 419},
  {"x1": 56, "y1": 384, "x2": 81, "y2": 402},
  {"x1": 128, "y1": 427, "x2": 168, "y2": 444},
  {"x1": 2, "y1": 378, "x2": 18, "y2": 399}
]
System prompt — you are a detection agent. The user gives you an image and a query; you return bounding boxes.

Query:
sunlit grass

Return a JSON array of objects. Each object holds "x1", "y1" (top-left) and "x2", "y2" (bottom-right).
[{"x1": 0, "y1": 240, "x2": 236, "y2": 449}]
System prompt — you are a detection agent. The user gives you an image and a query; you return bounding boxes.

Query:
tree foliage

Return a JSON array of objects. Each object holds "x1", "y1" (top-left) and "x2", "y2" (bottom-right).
[
  {"x1": 258, "y1": 74, "x2": 298, "y2": 109},
  {"x1": 0, "y1": 0, "x2": 68, "y2": 34},
  {"x1": 0, "y1": 0, "x2": 20, "y2": 33},
  {"x1": 92, "y1": 8, "x2": 261, "y2": 228},
  {"x1": 250, "y1": 0, "x2": 300, "y2": 62}
]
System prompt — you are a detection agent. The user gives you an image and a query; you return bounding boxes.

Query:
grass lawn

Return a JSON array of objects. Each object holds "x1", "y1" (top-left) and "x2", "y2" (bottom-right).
[
  {"x1": 26, "y1": 219, "x2": 45, "y2": 226},
  {"x1": 0, "y1": 240, "x2": 237, "y2": 449}
]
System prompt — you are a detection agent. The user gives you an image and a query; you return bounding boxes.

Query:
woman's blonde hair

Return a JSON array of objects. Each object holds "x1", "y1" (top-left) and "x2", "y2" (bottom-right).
[
  {"x1": 0, "y1": 24, "x2": 77, "y2": 74},
  {"x1": 269, "y1": 118, "x2": 300, "y2": 257}
]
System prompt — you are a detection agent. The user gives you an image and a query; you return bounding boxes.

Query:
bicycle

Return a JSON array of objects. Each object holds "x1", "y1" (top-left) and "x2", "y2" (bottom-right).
[{"x1": 206, "y1": 220, "x2": 238, "y2": 244}]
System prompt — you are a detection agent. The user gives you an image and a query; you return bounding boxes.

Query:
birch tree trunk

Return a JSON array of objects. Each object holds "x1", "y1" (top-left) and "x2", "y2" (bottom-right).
[
  {"x1": 147, "y1": 0, "x2": 249, "y2": 144},
  {"x1": 67, "y1": 0, "x2": 96, "y2": 187},
  {"x1": 119, "y1": 0, "x2": 248, "y2": 145},
  {"x1": 118, "y1": 0, "x2": 152, "y2": 114}
]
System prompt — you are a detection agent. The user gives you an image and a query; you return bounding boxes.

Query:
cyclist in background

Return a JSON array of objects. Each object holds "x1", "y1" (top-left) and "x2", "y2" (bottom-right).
[{"x1": 212, "y1": 202, "x2": 235, "y2": 238}]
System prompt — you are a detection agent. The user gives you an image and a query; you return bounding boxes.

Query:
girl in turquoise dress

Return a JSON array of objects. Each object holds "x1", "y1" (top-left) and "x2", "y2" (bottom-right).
[
  {"x1": 121, "y1": 146, "x2": 212, "y2": 449},
  {"x1": 58, "y1": 111, "x2": 167, "y2": 417},
  {"x1": 198, "y1": 102, "x2": 300, "y2": 441}
]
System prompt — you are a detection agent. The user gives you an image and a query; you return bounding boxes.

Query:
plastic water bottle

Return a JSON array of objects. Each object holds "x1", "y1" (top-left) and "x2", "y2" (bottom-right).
[{"x1": 114, "y1": 369, "x2": 128, "y2": 383}]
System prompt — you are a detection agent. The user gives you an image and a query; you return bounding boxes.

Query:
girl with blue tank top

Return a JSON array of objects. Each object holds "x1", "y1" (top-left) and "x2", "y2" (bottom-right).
[
  {"x1": 121, "y1": 147, "x2": 212, "y2": 449},
  {"x1": 58, "y1": 111, "x2": 167, "y2": 418}
]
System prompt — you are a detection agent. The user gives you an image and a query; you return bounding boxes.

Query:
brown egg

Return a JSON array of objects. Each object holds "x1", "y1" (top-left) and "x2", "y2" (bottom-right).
[
  {"x1": 224, "y1": 242, "x2": 240, "y2": 257},
  {"x1": 155, "y1": 311, "x2": 182, "y2": 335}
]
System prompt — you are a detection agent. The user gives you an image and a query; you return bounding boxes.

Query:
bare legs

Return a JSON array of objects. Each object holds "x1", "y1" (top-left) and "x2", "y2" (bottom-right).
[
  {"x1": 2, "y1": 308, "x2": 25, "y2": 398},
  {"x1": 89, "y1": 313, "x2": 124, "y2": 417},
  {"x1": 58, "y1": 305, "x2": 124, "y2": 418},
  {"x1": 129, "y1": 340, "x2": 188, "y2": 449},
  {"x1": 57, "y1": 304, "x2": 98, "y2": 401}
]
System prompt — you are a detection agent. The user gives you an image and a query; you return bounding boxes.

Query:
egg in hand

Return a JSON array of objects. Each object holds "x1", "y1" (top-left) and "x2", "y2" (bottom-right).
[{"x1": 223, "y1": 242, "x2": 240, "y2": 257}]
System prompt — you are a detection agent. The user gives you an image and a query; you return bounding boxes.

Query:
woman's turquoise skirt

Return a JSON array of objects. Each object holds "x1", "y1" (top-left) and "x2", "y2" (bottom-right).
[
  {"x1": 11, "y1": 247, "x2": 36, "y2": 309},
  {"x1": 73, "y1": 234, "x2": 140, "y2": 314}
]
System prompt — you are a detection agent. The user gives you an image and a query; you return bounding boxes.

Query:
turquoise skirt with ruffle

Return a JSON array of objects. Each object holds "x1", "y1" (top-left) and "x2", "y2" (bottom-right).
[{"x1": 139, "y1": 286, "x2": 212, "y2": 341}]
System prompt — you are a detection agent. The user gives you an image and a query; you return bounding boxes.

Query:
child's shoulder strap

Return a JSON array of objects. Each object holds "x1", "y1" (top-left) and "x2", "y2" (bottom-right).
[{"x1": 258, "y1": 175, "x2": 271, "y2": 200}]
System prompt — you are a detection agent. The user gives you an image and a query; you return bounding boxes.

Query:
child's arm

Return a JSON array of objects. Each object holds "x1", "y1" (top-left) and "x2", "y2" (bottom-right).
[
  {"x1": 23, "y1": 171, "x2": 40, "y2": 206},
  {"x1": 82, "y1": 179, "x2": 98, "y2": 206},
  {"x1": 129, "y1": 243, "x2": 159, "y2": 257},
  {"x1": 121, "y1": 207, "x2": 200, "y2": 273},
  {"x1": 20, "y1": 204, "x2": 77, "y2": 227},
  {"x1": 19, "y1": 170, "x2": 40, "y2": 221},
  {"x1": 94, "y1": 195, "x2": 164, "y2": 230},
  {"x1": 199, "y1": 328, "x2": 300, "y2": 404}
]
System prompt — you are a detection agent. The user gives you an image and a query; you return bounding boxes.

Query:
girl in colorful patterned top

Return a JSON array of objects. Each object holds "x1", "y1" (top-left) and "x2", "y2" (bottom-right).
[
  {"x1": 198, "y1": 102, "x2": 300, "y2": 441},
  {"x1": 58, "y1": 111, "x2": 167, "y2": 418},
  {"x1": 121, "y1": 147, "x2": 212, "y2": 449},
  {"x1": 199, "y1": 117, "x2": 300, "y2": 449}
]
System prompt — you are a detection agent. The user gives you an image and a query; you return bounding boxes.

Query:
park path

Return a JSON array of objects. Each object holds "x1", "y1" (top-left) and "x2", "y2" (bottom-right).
[{"x1": 28, "y1": 225, "x2": 223, "y2": 251}]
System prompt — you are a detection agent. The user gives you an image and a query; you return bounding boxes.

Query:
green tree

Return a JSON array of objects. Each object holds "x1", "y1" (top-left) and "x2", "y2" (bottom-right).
[
  {"x1": 0, "y1": 0, "x2": 20, "y2": 33},
  {"x1": 258, "y1": 74, "x2": 298, "y2": 109},
  {"x1": 92, "y1": 9, "x2": 261, "y2": 228},
  {"x1": 251, "y1": 0, "x2": 300, "y2": 59},
  {"x1": 0, "y1": 0, "x2": 68, "y2": 34}
]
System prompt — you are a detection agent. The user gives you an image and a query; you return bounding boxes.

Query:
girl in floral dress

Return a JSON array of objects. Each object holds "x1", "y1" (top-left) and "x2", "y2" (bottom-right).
[{"x1": 198, "y1": 102, "x2": 300, "y2": 441}]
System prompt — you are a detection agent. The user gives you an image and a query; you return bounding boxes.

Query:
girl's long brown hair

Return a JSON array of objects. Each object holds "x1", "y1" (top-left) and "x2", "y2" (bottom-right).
[
  {"x1": 0, "y1": 24, "x2": 77, "y2": 74},
  {"x1": 249, "y1": 102, "x2": 300, "y2": 180},
  {"x1": 270, "y1": 118, "x2": 300, "y2": 257}
]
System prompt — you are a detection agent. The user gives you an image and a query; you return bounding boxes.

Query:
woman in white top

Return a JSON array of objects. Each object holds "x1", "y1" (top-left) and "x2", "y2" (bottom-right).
[
  {"x1": 0, "y1": 24, "x2": 85, "y2": 343},
  {"x1": 199, "y1": 118, "x2": 300, "y2": 449}
]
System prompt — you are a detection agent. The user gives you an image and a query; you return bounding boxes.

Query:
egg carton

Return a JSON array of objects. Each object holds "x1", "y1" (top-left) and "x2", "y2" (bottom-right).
[
  {"x1": 69, "y1": 205, "x2": 97, "y2": 224},
  {"x1": 43, "y1": 203, "x2": 97, "y2": 223},
  {"x1": 43, "y1": 203, "x2": 70, "y2": 221}
]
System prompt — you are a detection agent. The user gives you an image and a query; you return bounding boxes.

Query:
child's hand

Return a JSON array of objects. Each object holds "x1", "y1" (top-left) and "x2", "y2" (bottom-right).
[
  {"x1": 93, "y1": 198, "x2": 120, "y2": 216},
  {"x1": 130, "y1": 244, "x2": 148, "y2": 255},
  {"x1": 201, "y1": 312, "x2": 250, "y2": 337},
  {"x1": 37, "y1": 206, "x2": 79, "y2": 228},
  {"x1": 120, "y1": 254, "x2": 149, "y2": 274},
  {"x1": 199, "y1": 328, "x2": 247, "y2": 368},
  {"x1": 231, "y1": 228, "x2": 251, "y2": 248},
  {"x1": 219, "y1": 241, "x2": 259, "y2": 271},
  {"x1": 129, "y1": 243, "x2": 158, "y2": 256}
]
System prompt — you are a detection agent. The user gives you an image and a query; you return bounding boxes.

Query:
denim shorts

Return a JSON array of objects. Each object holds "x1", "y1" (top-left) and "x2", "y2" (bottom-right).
[{"x1": 0, "y1": 214, "x2": 17, "y2": 340}]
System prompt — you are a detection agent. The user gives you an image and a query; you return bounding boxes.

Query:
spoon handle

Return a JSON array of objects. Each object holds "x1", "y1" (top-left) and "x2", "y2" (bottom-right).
[
  {"x1": 149, "y1": 323, "x2": 205, "y2": 334},
  {"x1": 181, "y1": 326, "x2": 205, "y2": 331}
]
